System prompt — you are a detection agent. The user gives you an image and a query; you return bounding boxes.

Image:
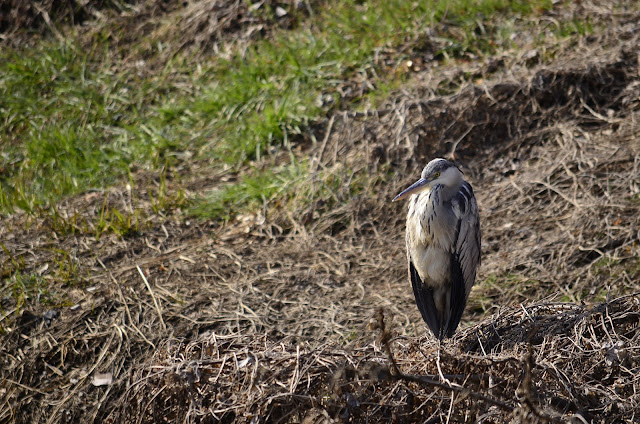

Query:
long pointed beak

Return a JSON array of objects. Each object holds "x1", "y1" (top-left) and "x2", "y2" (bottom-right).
[{"x1": 392, "y1": 178, "x2": 428, "y2": 202}]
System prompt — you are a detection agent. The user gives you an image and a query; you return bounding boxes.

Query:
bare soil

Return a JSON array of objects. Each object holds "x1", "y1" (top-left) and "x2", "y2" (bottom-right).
[{"x1": 2, "y1": 1, "x2": 640, "y2": 423}]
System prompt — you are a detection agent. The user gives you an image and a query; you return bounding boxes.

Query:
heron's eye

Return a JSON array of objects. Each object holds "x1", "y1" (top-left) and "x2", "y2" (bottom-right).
[{"x1": 433, "y1": 172, "x2": 440, "y2": 178}]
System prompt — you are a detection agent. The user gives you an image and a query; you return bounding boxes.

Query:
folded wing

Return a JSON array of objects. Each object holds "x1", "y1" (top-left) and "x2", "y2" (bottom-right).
[{"x1": 445, "y1": 182, "x2": 481, "y2": 335}]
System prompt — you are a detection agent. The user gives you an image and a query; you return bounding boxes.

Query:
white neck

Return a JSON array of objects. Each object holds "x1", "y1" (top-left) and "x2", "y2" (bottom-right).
[{"x1": 437, "y1": 167, "x2": 463, "y2": 188}]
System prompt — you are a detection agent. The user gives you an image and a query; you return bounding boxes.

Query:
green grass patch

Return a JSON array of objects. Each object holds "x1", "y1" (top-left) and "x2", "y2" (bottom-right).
[
  {"x1": 1, "y1": 273, "x2": 54, "y2": 314},
  {"x1": 167, "y1": 0, "x2": 554, "y2": 164},
  {"x1": 471, "y1": 272, "x2": 544, "y2": 313},
  {"x1": 189, "y1": 160, "x2": 308, "y2": 221},
  {"x1": 39, "y1": 204, "x2": 89, "y2": 236},
  {"x1": 188, "y1": 156, "x2": 389, "y2": 223},
  {"x1": 0, "y1": 270, "x2": 76, "y2": 333},
  {"x1": 0, "y1": 242, "x2": 25, "y2": 279},
  {"x1": 149, "y1": 172, "x2": 188, "y2": 214},
  {"x1": 0, "y1": 41, "x2": 157, "y2": 213},
  {"x1": 179, "y1": 0, "x2": 553, "y2": 219},
  {"x1": 95, "y1": 202, "x2": 146, "y2": 239},
  {"x1": 553, "y1": 17, "x2": 594, "y2": 38},
  {"x1": 49, "y1": 248, "x2": 84, "y2": 285},
  {"x1": 2, "y1": 0, "x2": 555, "y2": 218},
  {"x1": 557, "y1": 288, "x2": 609, "y2": 304}
]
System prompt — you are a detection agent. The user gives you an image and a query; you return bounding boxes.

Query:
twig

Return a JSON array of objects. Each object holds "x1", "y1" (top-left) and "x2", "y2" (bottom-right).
[
  {"x1": 520, "y1": 338, "x2": 564, "y2": 423},
  {"x1": 312, "y1": 115, "x2": 335, "y2": 173},
  {"x1": 32, "y1": 4, "x2": 64, "y2": 41},
  {"x1": 446, "y1": 125, "x2": 474, "y2": 160},
  {"x1": 395, "y1": 371, "x2": 515, "y2": 412},
  {"x1": 137, "y1": 265, "x2": 167, "y2": 331},
  {"x1": 374, "y1": 308, "x2": 515, "y2": 413},
  {"x1": 47, "y1": 332, "x2": 117, "y2": 424},
  {"x1": 4, "y1": 379, "x2": 48, "y2": 395},
  {"x1": 99, "y1": 259, "x2": 156, "y2": 348}
]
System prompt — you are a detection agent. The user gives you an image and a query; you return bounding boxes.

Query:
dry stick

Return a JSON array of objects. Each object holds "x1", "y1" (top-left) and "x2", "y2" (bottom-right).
[
  {"x1": 521, "y1": 334, "x2": 564, "y2": 424},
  {"x1": 32, "y1": 4, "x2": 64, "y2": 41},
  {"x1": 47, "y1": 332, "x2": 117, "y2": 424},
  {"x1": 98, "y1": 258, "x2": 156, "y2": 349},
  {"x1": 289, "y1": 344, "x2": 301, "y2": 394},
  {"x1": 4, "y1": 378, "x2": 48, "y2": 396},
  {"x1": 394, "y1": 366, "x2": 515, "y2": 413},
  {"x1": 446, "y1": 125, "x2": 474, "y2": 160},
  {"x1": 312, "y1": 114, "x2": 335, "y2": 174},
  {"x1": 137, "y1": 265, "x2": 167, "y2": 331},
  {"x1": 375, "y1": 309, "x2": 514, "y2": 413}
]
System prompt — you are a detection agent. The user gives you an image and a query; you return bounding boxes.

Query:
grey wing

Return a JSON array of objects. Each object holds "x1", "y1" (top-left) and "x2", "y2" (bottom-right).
[
  {"x1": 444, "y1": 182, "x2": 481, "y2": 337},
  {"x1": 452, "y1": 182, "x2": 481, "y2": 298}
]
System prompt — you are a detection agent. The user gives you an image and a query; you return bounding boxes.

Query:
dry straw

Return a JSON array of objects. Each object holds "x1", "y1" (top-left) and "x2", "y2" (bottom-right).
[{"x1": 2, "y1": 2, "x2": 640, "y2": 423}]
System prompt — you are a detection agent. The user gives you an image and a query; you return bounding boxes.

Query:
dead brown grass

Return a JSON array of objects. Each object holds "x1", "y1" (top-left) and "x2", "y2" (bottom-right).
[
  {"x1": 2, "y1": 1, "x2": 640, "y2": 423},
  {"x1": 2, "y1": 0, "x2": 319, "y2": 71},
  {"x1": 104, "y1": 296, "x2": 640, "y2": 423}
]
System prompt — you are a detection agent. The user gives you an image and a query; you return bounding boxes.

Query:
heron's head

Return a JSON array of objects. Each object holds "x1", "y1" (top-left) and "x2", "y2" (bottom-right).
[{"x1": 392, "y1": 158, "x2": 462, "y2": 202}]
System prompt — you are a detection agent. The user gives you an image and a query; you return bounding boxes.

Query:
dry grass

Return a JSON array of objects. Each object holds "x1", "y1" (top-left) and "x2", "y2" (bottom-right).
[
  {"x1": 2, "y1": 1, "x2": 640, "y2": 423},
  {"x1": 105, "y1": 296, "x2": 640, "y2": 423},
  {"x1": 74, "y1": 0, "x2": 320, "y2": 70}
]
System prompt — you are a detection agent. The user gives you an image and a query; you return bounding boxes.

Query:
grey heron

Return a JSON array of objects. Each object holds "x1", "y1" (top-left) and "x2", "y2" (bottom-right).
[{"x1": 393, "y1": 158, "x2": 481, "y2": 340}]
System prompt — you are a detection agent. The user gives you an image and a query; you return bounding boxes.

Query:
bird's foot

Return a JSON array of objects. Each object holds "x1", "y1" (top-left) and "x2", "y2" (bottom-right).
[{"x1": 436, "y1": 346, "x2": 452, "y2": 386}]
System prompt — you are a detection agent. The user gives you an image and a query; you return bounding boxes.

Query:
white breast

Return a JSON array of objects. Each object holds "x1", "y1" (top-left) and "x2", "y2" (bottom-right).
[
  {"x1": 406, "y1": 188, "x2": 455, "y2": 287},
  {"x1": 414, "y1": 244, "x2": 450, "y2": 284}
]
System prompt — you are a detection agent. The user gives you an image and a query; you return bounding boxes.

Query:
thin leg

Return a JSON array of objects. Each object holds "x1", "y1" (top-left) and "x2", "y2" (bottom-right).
[{"x1": 436, "y1": 339, "x2": 452, "y2": 385}]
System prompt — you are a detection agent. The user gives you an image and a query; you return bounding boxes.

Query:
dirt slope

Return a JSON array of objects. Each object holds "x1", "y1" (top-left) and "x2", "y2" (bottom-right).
[{"x1": 1, "y1": 1, "x2": 640, "y2": 423}]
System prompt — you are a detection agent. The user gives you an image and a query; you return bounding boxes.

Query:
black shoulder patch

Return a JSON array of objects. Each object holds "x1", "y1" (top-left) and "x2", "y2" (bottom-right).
[{"x1": 461, "y1": 181, "x2": 474, "y2": 197}]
